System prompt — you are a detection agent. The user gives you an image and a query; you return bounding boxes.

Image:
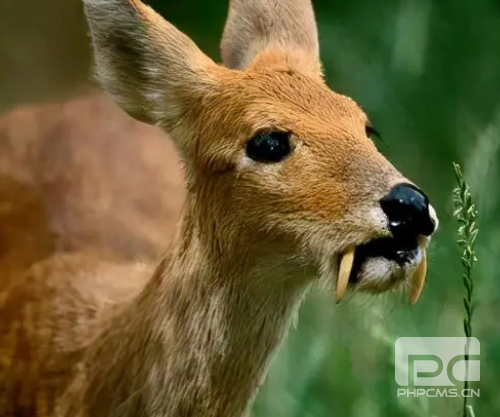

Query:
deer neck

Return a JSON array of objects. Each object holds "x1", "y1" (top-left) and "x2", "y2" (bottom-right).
[{"x1": 83, "y1": 202, "x2": 314, "y2": 417}]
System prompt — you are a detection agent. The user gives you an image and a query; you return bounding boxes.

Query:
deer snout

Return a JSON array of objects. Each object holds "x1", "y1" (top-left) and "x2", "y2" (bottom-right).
[{"x1": 379, "y1": 183, "x2": 437, "y2": 239}]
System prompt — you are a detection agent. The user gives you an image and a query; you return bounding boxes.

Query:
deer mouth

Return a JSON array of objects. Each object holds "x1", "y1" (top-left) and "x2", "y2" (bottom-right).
[{"x1": 335, "y1": 235, "x2": 427, "y2": 304}]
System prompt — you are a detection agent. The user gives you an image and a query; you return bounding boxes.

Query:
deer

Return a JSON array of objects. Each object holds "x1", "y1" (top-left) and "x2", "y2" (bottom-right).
[{"x1": 0, "y1": 0, "x2": 439, "y2": 416}]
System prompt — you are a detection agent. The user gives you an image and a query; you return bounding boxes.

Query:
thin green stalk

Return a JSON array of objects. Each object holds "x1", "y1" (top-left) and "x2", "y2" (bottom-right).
[{"x1": 452, "y1": 162, "x2": 479, "y2": 417}]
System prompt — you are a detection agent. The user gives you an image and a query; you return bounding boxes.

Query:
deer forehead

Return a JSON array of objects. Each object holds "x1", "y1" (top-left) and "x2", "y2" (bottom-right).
[{"x1": 197, "y1": 69, "x2": 369, "y2": 147}]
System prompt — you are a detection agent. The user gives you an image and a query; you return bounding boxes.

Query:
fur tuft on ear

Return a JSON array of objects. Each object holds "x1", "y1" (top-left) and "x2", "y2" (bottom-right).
[
  {"x1": 82, "y1": 0, "x2": 218, "y2": 128},
  {"x1": 220, "y1": 0, "x2": 321, "y2": 77}
]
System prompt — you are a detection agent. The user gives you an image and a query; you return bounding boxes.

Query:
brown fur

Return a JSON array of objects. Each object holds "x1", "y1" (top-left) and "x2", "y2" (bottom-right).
[
  {"x1": 0, "y1": 91, "x2": 184, "y2": 416},
  {"x1": 0, "y1": 0, "x2": 437, "y2": 416}
]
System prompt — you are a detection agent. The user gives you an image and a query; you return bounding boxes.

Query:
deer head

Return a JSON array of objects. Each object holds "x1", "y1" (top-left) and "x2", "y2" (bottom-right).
[{"x1": 82, "y1": 0, "x2": 438, "y2": 303}]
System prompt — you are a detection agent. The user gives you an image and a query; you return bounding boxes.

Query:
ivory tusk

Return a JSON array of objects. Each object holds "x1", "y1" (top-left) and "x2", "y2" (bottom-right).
[
  {"x1": 335, "y1": 247, "x2": 355, "y2": 304},
  {"x1": 409, "y1": 249, "x2": 427, "y2": 305}
]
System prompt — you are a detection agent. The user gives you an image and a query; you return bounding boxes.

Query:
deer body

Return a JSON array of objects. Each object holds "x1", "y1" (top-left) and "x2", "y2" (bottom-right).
[
  {"x1": 0, "y1": 0, "x2": 438, "y2": 416},
  {"x1": 0, "y1": 91, "x2": 183, "y2": 416}
]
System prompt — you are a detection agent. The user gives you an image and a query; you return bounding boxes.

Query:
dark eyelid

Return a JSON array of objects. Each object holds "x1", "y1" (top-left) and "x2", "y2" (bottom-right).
[{"x1": 365, "y1": 124, "x2": 381, "y2": 139}]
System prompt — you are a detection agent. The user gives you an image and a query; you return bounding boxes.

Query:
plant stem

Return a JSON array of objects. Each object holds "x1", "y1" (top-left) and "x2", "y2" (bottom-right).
[{"x1": 452, "y1": 162, "x2": 479, "y2": 417}]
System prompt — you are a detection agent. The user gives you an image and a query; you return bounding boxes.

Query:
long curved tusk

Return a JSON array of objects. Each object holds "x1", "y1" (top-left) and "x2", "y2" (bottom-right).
[
  {"x1": 409, "y1": 249, "x2": 427, "y2": 305},
  {"x1": 335, "y1": 247, "x2": 355, "y2": 304}
]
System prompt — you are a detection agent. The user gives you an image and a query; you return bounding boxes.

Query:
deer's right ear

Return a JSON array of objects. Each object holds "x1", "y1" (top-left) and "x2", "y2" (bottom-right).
[{"x1": 82, "y1": 0, "x2": 219, "y2": 132}]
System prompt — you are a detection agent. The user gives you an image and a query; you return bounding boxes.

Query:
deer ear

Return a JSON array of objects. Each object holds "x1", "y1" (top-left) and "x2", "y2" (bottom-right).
[
  {"x1": 82, "y1": 0, "x2": 218, "y2": 129},
  {"x1": 220, "y1": 0, "x2": 321, "y2": 77}
]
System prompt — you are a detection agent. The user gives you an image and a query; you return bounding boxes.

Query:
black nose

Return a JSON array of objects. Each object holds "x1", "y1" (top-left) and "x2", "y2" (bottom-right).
[{"x1": 380, "y1": 183, "x2": 435, "y2": 238}]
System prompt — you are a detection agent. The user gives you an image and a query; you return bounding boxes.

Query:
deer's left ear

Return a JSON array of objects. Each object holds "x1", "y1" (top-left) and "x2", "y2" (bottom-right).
[
  {"x1": 83, "y1": 0, "x2": 220, "y2": 130},
  {"x1": 220, "y1": 0, "x2": 322, "y2": 78}
]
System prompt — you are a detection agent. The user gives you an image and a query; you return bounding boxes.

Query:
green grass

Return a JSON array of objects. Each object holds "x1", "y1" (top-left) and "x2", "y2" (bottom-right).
[{"x1": 453, "y1": 163, "x2": 479, "y2": 417}]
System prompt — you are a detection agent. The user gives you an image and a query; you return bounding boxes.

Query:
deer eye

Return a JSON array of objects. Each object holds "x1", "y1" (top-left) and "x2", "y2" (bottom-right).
[{"x1": 246, "y1": 130, "x2": 292, "y2": 163}]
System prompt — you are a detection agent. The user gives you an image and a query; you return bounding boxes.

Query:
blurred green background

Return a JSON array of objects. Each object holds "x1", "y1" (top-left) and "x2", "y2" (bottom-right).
[{"x1": 1, "y1": 0, "x2": 499, "y2": 416}]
